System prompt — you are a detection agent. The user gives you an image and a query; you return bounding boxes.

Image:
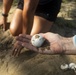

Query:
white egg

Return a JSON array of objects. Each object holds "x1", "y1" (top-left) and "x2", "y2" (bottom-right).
[
  {"x1": 69, "y1": 63, "x2": 76, "y2": 69},
  {"x1": 31, "y1": 34, "x2": 45, "y2": 47},
  {"x1": 60, "y1": 64, "x2": 69, "y2": 70}
]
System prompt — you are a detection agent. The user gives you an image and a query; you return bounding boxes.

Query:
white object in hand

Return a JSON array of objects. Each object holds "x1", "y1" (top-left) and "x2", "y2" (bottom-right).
[
  {"x1": 31, "y1": 34, "x2": 45, "y2": 47},
  {"x1": 60, "y1": 64, "x2": 69, "y2": 70}
]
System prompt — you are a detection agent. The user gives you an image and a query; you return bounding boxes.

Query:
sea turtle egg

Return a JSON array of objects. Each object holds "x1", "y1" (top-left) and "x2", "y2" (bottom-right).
[
  {"x1": 69, "y1": 63, "x2": 76, "y2": 69},
  {"x1": 60, "y1": 64, "x2": 69, "y2": 70},
  {"x1": 31, "y1": 34, "x2": 45, "y2": 47}
]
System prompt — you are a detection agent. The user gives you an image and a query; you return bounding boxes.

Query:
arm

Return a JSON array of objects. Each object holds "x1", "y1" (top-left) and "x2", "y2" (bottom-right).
[
  {"x1": 2, "y1": 0, "x2": 13, "y2": 30},
  {"x1": 22, "y1": 0, "x2": 39, "y2": 34},
  {"x1": 3, "y1": 0, "x2": 13, "y2": 14},
  {"x1": 16, "y1": 33, "x2": 76, "y2": 55}
]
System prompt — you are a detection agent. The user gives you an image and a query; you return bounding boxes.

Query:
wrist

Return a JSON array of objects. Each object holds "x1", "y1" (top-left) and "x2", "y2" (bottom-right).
[
  {"x1": 2, "y1": 13, "x2": 8, "y2": 17},
  {"x1": 61, "y1": 37, "x2": 73, "y2": 51}
]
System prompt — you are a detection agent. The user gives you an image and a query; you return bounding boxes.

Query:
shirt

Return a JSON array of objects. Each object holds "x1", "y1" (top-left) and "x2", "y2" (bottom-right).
[{"x1": 39, "y1": 0, "x2": 52, "y2": 5}]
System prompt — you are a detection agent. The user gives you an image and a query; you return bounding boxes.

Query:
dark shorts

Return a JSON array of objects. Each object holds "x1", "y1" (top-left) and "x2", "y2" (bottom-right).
[{"x1": 17, "y1": 0, "x2": 62, "y2": 22}]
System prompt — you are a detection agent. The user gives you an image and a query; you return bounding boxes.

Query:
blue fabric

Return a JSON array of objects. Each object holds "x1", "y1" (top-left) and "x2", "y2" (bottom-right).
[{"x1": 73, "y1": 35, "x2": 76, "y2": 46}]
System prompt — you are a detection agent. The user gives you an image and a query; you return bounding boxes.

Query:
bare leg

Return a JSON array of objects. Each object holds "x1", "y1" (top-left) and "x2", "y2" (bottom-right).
[
  {"x1": 30, "y1": 16, "x2": 53, "y2": 35},
  {"x1": 10, "y1": 11, "x2": 53, "y2": 36},
  {"x1": 10, "y1": 9, "x2": 24, "y2": 56},
  {"x1": 10, "y1": 9, "x2": 23, "y2": 36},
  {"x1": 0, "y1": 0, "x2": 13, "y2": 30},
  {"x1": 22, "y1": 0, "x2": 39, "y2": 34}
]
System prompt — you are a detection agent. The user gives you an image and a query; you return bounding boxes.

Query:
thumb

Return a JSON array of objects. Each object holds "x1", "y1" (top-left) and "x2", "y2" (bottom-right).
[{"x1": 42, "y1": 32, "x2": 52, "y2": 41}]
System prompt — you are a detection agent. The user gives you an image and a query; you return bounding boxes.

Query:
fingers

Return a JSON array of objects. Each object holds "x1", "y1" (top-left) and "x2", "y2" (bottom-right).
[
  {"x1": 19, "y1": 40, "x2": 64, "y2": 55},
  {"x1": 18, "y1": 41, "x2": 38, "y2": 52},
  {"x1": 42, "y1": 32, "x2": 55, "y2": 40},
  {"x1": 19, "y1": 34, "x2": 32, "y2": 40},
  {"x1": 17, "y1": 37, "x2": 52, "y2": 54},
  {"x1": 12, "y1": 34, "x2": 34, "y2": 56},
  {"x1": 18, "y1": 40, "x2": 53, "y2": 54},
  {"x1": 16, "y1": 36, "x2": 30, "y2": 43},
  {"x1": 12, "y1": 48, "x2": 18, "y2": 56},
  {"x1": 14, "y1": 33, "x2": 62, "y2": 55},
  {"x1": 16, "y1": 34, "x2": 32, "y2": 43},
  {"x1": 12, "y1": 42, "x2": 23, "y2": 57},
  {"x1": 12, "y1": 46, "x2": 23, "y2": 57},
  {"x1": 16, "y1": 45, "x2": 23, "y2": 56}
]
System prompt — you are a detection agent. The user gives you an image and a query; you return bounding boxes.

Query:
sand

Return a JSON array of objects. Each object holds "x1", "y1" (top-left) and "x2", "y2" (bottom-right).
[{"x1": 0, "y1": 1, "x2": 76, "y2": 75}]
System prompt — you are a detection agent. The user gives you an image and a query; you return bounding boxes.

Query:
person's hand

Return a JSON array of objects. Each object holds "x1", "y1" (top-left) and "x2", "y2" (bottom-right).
[
  {"x1": 12, "y1": 41, "x2": 23, "y2": 56},
  {"x1": 42, "y1": 32, "x2": 65, "y2": 53},
  {"x1": 15, "y1": 34, "x2": 51, "y2": 54},
  {"x1": 16, "y1": 33, "x2": 65, "y2": 55}
]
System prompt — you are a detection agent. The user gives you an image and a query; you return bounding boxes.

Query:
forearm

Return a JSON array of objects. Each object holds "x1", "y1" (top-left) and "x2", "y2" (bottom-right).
[
  {"x1": 22, "y1": 0, "x2": 39, "y2": 34},
  {"x1": 2, "y1": 0, "x2": 13, "y2": 31},
  {"x1": 3, "y1": 0, "x2": 13, "y2": 14}
]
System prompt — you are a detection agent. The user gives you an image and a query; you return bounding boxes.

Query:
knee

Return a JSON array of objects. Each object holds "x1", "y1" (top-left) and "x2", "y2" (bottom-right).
[
  {"x1": 10, "y1": 27, "x2": 18, "y2": 36},
  {"x1": 10, "y1": 28, "x2": 16, "y2": 36}
]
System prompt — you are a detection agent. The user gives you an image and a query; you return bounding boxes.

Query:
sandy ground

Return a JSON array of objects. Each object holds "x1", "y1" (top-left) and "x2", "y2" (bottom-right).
[{"x1": 0, "y1": 1, "x2": 76, "y2": 75}]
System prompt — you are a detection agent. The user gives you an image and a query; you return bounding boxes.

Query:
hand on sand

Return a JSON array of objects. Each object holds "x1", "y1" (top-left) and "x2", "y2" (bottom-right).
[
  {"x1": 12, "y1": 41, "x2": 23, "y2": 57},
  {"x1": 15, "y1": 33, "x2": 65, "y2": 55}
]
